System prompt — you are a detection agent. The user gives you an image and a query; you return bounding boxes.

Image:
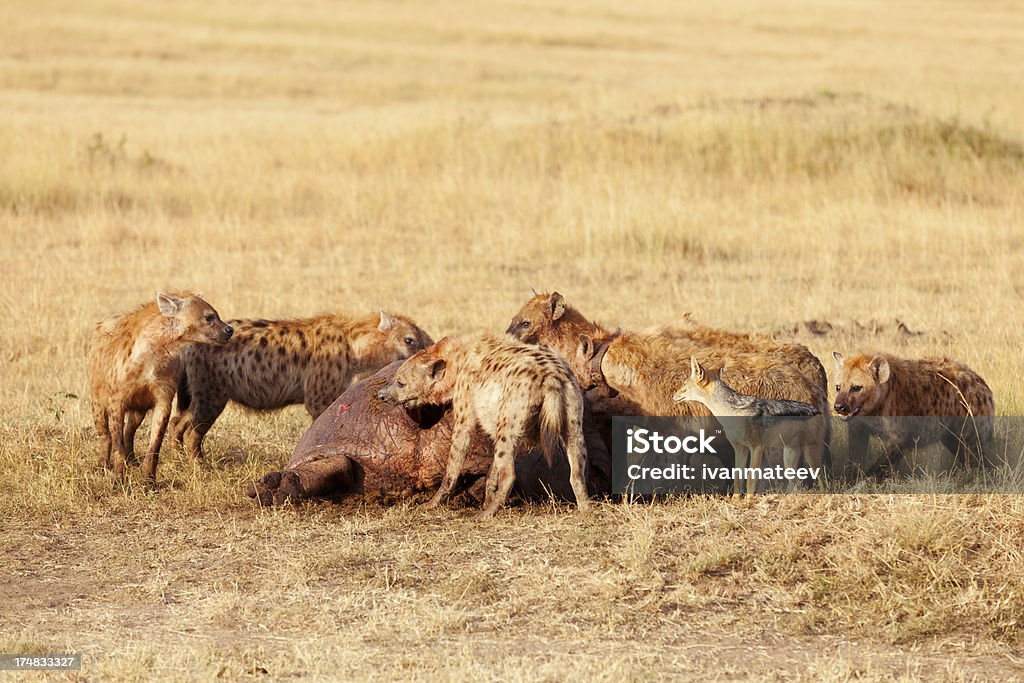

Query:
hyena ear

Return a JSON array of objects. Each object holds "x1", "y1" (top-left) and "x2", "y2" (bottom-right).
[
  {"x1": 831, "y1": 351, "x2": 845, "y2": 367},
  {"x1": 549, "y1": 291, "x2": 566, "y2": 321},
  {"x1": 378, "y1": 309, "x2": 396, "y2": 332},
  {"x1": 578, "y1": 334, "x2": 594, "y2": 359},
  {"x1": 429, "y1": 358, "x2": 446, "y2": 381},
  {"x1": 871, "y1": 356, "x2": 891, "y2": 383},
  {"x1": 156, "y1": 291, "x2": 185, "y2": 317}
]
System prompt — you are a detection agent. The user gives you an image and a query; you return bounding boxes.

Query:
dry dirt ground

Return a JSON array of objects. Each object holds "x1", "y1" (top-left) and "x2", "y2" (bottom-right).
[{"x1": 2, "y1": 0, "x2": 1024, "y2": 680}]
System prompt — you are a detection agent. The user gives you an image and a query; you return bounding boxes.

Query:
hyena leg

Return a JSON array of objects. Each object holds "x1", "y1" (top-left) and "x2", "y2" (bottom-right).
[
  {"x1": 847, "y1": 427, "x2": 872, "y2": 479},
  {"x1": 562, "y1": 388, "x2": 591, "y2": 511},
  {"x1": 867, "y1": 443, "x2": 903, "y2": 481},
  {"x1": 423, "y1": 414, "x2": 474, "y2": 510},
  {"x1": 169, "y1": 411, "x2": 192, "y2": 448},
  {"x1": 109, "y1": 405, "x2": 129, "y2": 482},
  {"x1": 478, "y1": 430, "x2": 519, "y2": 519},
  {"x1": 141, "y1": 397, "x2": 173, "y2": 483},
  {"x1": 747, "y1": 443, "x2": 764, "y2": 495},
  {"x1": 183, "y1": 393, "x2": 228, "y2": 462},
  {"x1": 940, "y1": 420, "x2": 987, "y2": 469},
  {"x1": 169, "y1": 409, "x2": 190, "y2": 445},
  {"x1": 93, "y1": 404, "x2": 111, "y2": 470},
  {"x1": 123, "y1": 410, "x2": 145, "y2": 464}
]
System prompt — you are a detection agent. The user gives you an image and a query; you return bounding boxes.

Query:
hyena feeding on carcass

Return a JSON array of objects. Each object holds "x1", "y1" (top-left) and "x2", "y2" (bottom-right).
[
  {"x1": 87, "y1": 292, "x2": 234, "y2": 483},
  {"x1": 171, "y1": 310, "x2": 432, "y2": 460},
  {"x1": 376, "y1": 332, "x2": 591, "y2": 518},
  {"x1": 509, "y1": 291, "x2": 830, "y2": 482},
  {"x1": 831, "y1": 351, "x2": 995, "y2": 477}
]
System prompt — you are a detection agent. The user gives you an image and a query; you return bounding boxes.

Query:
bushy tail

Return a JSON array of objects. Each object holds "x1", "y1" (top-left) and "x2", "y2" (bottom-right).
[{"x1": 539, "y1": 378, "x2": 567, "y2": 468}]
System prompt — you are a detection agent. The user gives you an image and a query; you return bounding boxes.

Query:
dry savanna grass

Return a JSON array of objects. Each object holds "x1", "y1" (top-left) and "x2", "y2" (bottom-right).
[{"x1": 3, "y1": 0, "x2": 1024, "y2": 680}]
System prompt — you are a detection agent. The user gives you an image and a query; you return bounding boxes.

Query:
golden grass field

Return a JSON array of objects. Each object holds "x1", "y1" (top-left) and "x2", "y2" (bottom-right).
[{"x1": 3, "y1": 0, "x2": 1024, "y2": 679}]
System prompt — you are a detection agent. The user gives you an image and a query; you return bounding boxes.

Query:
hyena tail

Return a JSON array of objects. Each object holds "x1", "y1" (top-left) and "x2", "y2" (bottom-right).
[
  {"x1": 177, "y1": 371, "x2": 192, "y2": 412},
  {"x1": 539, "y1": 378, "x2": 568, "y2": 468}
]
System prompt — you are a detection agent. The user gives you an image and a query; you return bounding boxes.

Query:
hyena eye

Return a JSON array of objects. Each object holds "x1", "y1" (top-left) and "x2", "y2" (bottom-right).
[
  {"x1": 519, "y1": 320, "x2": 530, "y2": 329},
  {"x1": 835, "y1": 384, "x2": 840, "y2": 392},
  {"x1": 395, "y1": 380, "x2": 406, "y2": 389},
  {"x1": 850, "y1": 385, "x2": 863, "y2": 393},
  {"x1": 404, "y1": 337, "x2": 415, "y2": 346},
  {"x1": 204, "y1": 314, "x2": 216, "y2": 323}
]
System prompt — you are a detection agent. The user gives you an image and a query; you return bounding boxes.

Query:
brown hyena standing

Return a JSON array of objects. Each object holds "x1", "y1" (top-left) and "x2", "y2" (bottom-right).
[
  {"x1": 832, "y1": 351, "x2": 995, "y2": 476},
  {"x1": 171, "y1": 310, "x2": 432, "y2": 460},
  {"x1": 87, "y1": 292, "x2": 233, "y2": 483},
  {"x1": 376, "y1": 332, "x2": 591, "y2": 518}
]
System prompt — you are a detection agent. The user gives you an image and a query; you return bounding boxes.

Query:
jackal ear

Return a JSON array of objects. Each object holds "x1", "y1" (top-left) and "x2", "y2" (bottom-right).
[
  {"x1": 831, "y1": 351, "x2": 845, "y2": 367},
  {"x1": 549, "y1": 291, "x2": 566, "y2": 321},
  {"x1": 690, "y1": 356, "x2": 705, "y2": 383},
  {"x1": 578, "y1": 334, "x2": 594, "y2": 359},
  {"x1": 378, "y1": 309, "x2": 396, "y2": 332},
  {"x1": 870, "y1": 356, "x2": 891, "y2": 383},
  {"x1": 156, "y1": 291, "x2": 185, "y2": 317},
  {"x1": 429, "y1": 358, "x2": 446, "y2": 381}
]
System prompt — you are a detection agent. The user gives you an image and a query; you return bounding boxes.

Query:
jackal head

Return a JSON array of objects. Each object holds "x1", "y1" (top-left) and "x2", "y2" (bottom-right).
[
  {"x1": 157, "y1": 291, "x2": 233, "y2": 345},
  {"x1": 672, "y1": 357, "x2": 716, "y2": 405},
  {"x1": 831, "y1": 351, "x2": 890, "y2": 420},
  {"x1": 376, "y1": 339, "x2": 454, "y2": 409}
]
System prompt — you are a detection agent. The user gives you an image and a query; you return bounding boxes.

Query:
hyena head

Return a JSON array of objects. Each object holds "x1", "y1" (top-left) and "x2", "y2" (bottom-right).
[
  {"x1": 831, "y1": 351, "x2": 890, "y2": 420},
  {"x1": 506, "y1": 290, "x2": 568, "y2": 344},
  {"x1": 572, "y1": 333, "x2": 601, "y2": 389},
  {"x1": 672, "y1": 357, "x2": 715, "y2": 404},
  {"x1": 371, "y1": 310, "x2": 434, "y2": 363},
  {"x1": 376, "y1": 339, "x2": 454, "y2": 409},
  {"x1": 573, "y1": 332, "x2": 621, "y2": 397},
  {"x1": 157, "y1": 291, "x2": 233, "y2": 345}
]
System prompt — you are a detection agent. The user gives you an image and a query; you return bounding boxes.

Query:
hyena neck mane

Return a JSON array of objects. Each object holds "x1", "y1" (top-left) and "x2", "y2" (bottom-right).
[
  {"x1": 552, "y1": 307, "x2": 609, "y2": 357},
  {"x1": 129, "y1": 308, "x2": 193, "y2": 365},
  {"x1": 345, "y1": 314, "x2": 398, "y2": 370},
  {"x1": 600, "y1": 334, "x2": 655, "y2": 392}
]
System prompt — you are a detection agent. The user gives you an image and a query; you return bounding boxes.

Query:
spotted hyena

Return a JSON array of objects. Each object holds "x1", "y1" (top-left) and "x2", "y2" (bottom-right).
[
  {"x1": 508, "y1": 291, "x2": 830, "y2": 419},
  {"x1": 831, "y1": 351, "x2": 995, "y2": 476},
  {"x1": 171, "y1": 310, "x2": 432, "y2": 460},
  {"x1": 88, "y1": 292, "x2": 233, "y2": 483},
  {"x1": 376, "y1": 332, "x2": 591, "y2": 518}
]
